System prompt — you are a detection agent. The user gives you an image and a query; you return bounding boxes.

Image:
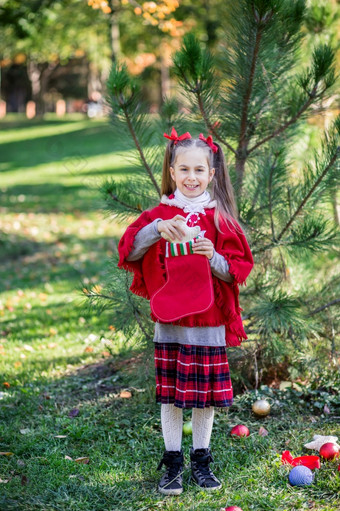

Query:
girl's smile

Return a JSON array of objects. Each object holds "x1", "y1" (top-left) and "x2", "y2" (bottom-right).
[{"x1": 170, "y1": 147, "x2": 215, "y2": 198}]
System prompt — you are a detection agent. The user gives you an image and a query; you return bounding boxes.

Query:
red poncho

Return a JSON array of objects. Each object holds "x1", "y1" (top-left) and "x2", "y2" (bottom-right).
[{"x1": 117, "y1": 203, "x2": 254, "y2": 347}]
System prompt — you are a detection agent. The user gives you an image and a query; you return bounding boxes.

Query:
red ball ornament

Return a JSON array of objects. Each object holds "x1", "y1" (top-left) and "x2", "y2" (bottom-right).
[
  {"x1": 319, "y1": 442, "x2": 340, "y2": 460},
  {"x1": 230, "y1": 425, "x2": 250, "y2": 437}
]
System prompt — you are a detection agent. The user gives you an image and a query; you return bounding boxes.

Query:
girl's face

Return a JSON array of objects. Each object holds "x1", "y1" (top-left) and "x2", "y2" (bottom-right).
[{"x1": 170, "y1": 147, "x2": 215, "y2": 198}]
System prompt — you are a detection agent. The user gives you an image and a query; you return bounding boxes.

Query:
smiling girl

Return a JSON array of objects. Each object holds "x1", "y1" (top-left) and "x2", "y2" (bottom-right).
[{"x1": 117, "y1": 127, "x2": 254, "y2": 495}]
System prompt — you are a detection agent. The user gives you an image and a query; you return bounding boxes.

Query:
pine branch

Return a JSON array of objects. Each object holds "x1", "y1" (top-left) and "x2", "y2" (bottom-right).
[
  {"x1": 121, "y1": 104, "x2": 161, "y2": 197},
  {"x1": 248, "y1": 44, "x2": 338, "y2": 155},
  {"x1": 248, "y1": 83, "x2": 318, "y2": 155},
  {"x1": 277, "y1": 147, "x2": 339, "y2": 241},
  {"x1": 196, "y1": 91, "x2": 236, "y2": 154},
  {"x1": 267, "y1": 152, "x2": 280, "y2": 240},
  {"x1": 238, "y1": 8, "x2": 271, "y2": 155},
  {"x1": 108, "y1": 190, "x2": 142, "y2": 213},
  {"x1": 310, "y1": 299, "x2": 340, "y2": 315},
  {"x1": 124, "y1": 271, "x2": 152, "y2": 339},
  {"x1": 106, "y1": 61, "x2": 161, "y2": 197}
]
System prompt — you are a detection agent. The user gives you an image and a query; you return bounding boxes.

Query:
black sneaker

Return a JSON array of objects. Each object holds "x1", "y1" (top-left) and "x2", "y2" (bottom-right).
[
  {"x1": 157, "y1": 449, "x2": 184, "y2": 495},
  {"x1": 190, "y1": 446, "x2": 222, "y2": 491}
]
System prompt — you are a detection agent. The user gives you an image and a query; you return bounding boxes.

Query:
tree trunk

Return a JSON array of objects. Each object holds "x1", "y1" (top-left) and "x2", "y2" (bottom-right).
[
  {"x1": 160, "y1": 42, "x2": 171, "y2": 101},
  {"x1": 109, "y1": 1, "x2": 122, "y2": 62},
  {"x1": 27, "y1": 60, "x2": 58, "y2": 116}
]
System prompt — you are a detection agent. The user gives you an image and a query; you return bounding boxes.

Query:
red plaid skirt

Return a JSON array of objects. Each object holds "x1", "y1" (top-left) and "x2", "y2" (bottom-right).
[{"x1": 154, "y1": 342, "x2": 233, "y2": 409}]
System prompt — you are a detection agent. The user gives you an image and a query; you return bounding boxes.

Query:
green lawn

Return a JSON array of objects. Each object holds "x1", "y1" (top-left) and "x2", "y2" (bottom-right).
[{"x1": 0, "y1": 115, "x2": 339, "y2": 511}]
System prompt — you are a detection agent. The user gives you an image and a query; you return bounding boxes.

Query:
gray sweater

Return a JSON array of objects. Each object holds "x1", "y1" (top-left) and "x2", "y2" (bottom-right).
[{"x1": 126, "y1": 218, "x2": 233, "y2": 346}]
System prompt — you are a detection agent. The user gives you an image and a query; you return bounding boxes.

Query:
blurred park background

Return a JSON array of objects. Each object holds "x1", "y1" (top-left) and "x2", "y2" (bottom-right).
[{"x1": 0, "y1": 1, "x2": 340, "y2": 510}]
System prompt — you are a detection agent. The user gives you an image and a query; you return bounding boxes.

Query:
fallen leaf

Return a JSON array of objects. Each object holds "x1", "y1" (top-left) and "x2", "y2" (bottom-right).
[
  {"x1": 54, "y1": 435, "x2": 67, "y2": 438},
  {"x1": 75, "y1": 457, "x2": 89, "y2": 464},
  {"x1": 14, "y1": 362, "x2": 22, "y2": 368},
  {"x1": 0, "y1": 452, "x2": 14, "y2": 456},
  {"x1": 0, "y1": 479, "x2": 9, "y2": 483},
  {"x1": 65, "y1": 455, "x2": 73, "y2": 461},
  {"x1": 20, "y1": 429, "x2": 30, "y2": 435},
  {"x1": 48, "y1": 342, "x2": 57, "y2": 349},
  {"x1": 68, "y1": 408, "x2": 79, "y2": 418},
  {"x1": 101, "y1": 351, "x2": 110, "y2": 358},
  {"x1": 120, "y1": 390, "x2": 132, "y2": 399},
  {"x1": 324, "y1": 404, "x2": 330, "y2": 414},
  {"x1": 258, "y1": 426, "x2": 269, "y2": 436},
  {"x1": 21, "y1": 475, "x2": 28, "y2": 486},
  {"x1": 17, "y1": 460, "x2": 25, "y2": 467},
  {"x1": 84, "y1": 346, "x2": 93, "y2": 353},
  {"x1": 2, "y1": 382, "x2": 10, "y2": 388}
]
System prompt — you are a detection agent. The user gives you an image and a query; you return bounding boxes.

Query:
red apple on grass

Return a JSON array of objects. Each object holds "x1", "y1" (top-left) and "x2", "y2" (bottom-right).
[
  {"x1": 230, "y1": 425, "x2": 250, "y2": 437},
  {"x1": 319, "y1": 442, "x2": 340, "y2": 460}
]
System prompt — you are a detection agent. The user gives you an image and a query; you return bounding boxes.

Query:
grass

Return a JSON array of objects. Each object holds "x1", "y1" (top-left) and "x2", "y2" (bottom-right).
[{"x1": 0, "y1": 114, "x2": 339, "y2": 511}]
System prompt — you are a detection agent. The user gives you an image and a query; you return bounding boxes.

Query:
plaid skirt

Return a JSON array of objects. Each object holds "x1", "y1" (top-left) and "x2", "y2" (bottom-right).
[{"x1": 154, "y1": 342, "x2": 233, "y2": 409}]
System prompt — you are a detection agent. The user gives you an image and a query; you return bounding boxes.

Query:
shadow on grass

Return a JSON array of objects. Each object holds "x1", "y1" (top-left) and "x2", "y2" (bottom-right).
[
  {"x1": 0, "y1": 119, "x2": 128, "y2": 172},
  {"x1": 0, "y1": 232, "x2": 119, "y2": 292},
  {"x1": 0, "y1": 179, "x2": 137, "y2": 214}
]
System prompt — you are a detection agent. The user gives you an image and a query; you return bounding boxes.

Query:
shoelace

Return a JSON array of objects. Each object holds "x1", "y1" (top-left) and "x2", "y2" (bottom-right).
[
  {"x1": 195, "y1": 461, "x2": 216, "y2": 480},
  {"x1": 163, "y1": 462, "x2": 184, "y2": 484},
  {"x1": 192, "y1": 451, "x2": 217, "y2": 482}
]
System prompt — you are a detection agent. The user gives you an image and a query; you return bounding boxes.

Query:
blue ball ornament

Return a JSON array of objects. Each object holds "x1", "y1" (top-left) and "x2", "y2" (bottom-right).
[{"x1": 288, "y1": 466, "x2": 314, "y2": 486}]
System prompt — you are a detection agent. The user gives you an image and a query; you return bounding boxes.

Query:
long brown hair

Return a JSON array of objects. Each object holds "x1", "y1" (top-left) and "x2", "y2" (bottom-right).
[{"x1": 161, "y1": 137, "x2": 241, "y2": 234}]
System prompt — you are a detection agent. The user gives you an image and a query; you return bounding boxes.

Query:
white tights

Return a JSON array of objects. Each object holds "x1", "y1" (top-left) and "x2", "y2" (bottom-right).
[{"x1": 161, "y1": 403, "x2": 214, "y2": 452}]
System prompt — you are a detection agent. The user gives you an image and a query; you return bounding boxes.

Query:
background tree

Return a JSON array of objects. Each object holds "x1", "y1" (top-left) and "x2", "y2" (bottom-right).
[
  {"x1": 86, "y1": 0, "x2": 340, "y2": 388},
  {"x1": 0, "y1": 0, "x2": 112, "y2": 114}
]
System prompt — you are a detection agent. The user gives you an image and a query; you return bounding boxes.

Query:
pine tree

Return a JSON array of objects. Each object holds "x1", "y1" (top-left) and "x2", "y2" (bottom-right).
[{"x1": 84, "y1": 0, "x2": 340, "y2": 387}]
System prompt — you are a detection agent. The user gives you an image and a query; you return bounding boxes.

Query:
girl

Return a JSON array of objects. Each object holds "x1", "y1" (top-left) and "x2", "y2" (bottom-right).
[{"x1": 117, "y1": 127, "x2": 254, "y2": 496}]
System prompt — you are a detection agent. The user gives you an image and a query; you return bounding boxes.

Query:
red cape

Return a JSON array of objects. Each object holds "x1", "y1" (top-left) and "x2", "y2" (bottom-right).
[{"x1": 117, "y1": 203, "x2": 254, "y2": 347}]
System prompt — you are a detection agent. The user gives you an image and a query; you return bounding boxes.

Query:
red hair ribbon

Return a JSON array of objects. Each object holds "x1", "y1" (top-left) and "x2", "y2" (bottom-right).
[
  {"x1": 164, "y1": 126, "x2": 192, "y2": 145},
  {"x1": 199, "y1": 133, "x2": 218, "y2": 153}
]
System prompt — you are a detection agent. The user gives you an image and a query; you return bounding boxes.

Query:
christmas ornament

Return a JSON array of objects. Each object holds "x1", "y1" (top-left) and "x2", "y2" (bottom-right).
[
  {"x1": 319, "y1": 442, "x2": 340, "y2": 460},
  {"x1": 252, "y1": 399, "x2": 271, "y2": 417},
  {"x1": 281, "y1": 450, "x2": 320, "y2": 469},
  {"x1": 230, "y1": 425, "x2": 250, "y2": 437},
  {"x1": 183, "y1": 421, "x2": 192, "y2": 436},
  {"x1": 304, "y1": 435, "x2": 340, "y2": 451},
  {"x1": 288, "y1": 465, "x2": 314, "y2": 486}
]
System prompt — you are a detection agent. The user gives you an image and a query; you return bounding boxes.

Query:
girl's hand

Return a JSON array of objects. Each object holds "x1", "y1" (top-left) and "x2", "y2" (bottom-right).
[
  {"x1": 192, "y1": 237, "x2": 214, "y2": 260},
  {"x1": 157, "y1": 215, "x2": 187, "y2": 241}
]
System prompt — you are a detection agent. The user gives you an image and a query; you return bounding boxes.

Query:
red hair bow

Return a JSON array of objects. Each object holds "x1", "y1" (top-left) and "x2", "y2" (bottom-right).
[
  {"x1": 164, "y1": 126, "x2": 191, "y2": 145},
  {"x1": 199, "y1": 133, "x2": 218, "y2": 153}
]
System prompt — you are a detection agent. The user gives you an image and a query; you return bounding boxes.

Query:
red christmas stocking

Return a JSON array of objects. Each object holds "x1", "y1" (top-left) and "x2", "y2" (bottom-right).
[{"x1": 150, "y1": 240, "x2": 214, "y2": 322}]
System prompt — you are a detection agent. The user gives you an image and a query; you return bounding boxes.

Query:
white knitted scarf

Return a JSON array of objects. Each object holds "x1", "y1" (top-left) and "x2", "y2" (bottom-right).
[{"x1": 160, "y1": 188, "x2": 216, "y2": 214}]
